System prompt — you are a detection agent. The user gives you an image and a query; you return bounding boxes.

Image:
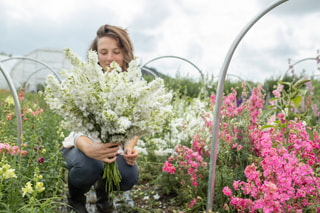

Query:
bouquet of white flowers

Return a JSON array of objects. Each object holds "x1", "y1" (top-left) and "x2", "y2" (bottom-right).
[{"x1": 44, "y1": 48, "x2": 172, "y2": 194}]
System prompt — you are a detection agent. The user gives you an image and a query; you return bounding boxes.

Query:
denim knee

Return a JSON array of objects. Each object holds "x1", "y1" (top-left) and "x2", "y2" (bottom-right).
[
  {"x1": 68, "y1": 151, "x2": 104, "y2": 189},
  {"x1": 116, "y1": 155, "x2": 139, "y2": 191}
]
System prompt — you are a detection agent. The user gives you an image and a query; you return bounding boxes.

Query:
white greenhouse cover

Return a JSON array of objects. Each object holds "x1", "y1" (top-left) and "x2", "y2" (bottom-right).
[{"x1": 0, "y1": 48, "x2": 71, "y2": 91}]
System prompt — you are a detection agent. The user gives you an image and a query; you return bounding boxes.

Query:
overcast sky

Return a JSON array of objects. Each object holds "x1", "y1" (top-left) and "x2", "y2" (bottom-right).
[{"x1": 1, "y1": 0, "x2": 320, "y2": 83}]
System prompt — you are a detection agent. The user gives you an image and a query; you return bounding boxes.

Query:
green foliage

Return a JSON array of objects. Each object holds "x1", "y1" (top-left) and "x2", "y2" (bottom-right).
[
  {"x1": 0, "y1": 90, "x2": 68, "y2": 211},
  {"x1": 143, "y1": 73, "x2": 257, "y2": 101},
  {"x1": 2, "y1": 66, "x2": 320, "y2": 212}
]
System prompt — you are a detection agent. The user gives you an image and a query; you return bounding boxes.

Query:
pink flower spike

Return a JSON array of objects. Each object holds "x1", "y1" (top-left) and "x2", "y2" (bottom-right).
[
  {"x1": 19, "y1": 90, "x2": 24, "y2": 101},
  {"x1": 189, "y1": 198, "x2": 197, "y2": 208}
]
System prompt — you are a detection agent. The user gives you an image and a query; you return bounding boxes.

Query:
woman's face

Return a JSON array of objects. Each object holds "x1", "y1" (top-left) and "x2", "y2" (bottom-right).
[{"x1": 97, "y1": 36, "x2": 124, "y2": 72}]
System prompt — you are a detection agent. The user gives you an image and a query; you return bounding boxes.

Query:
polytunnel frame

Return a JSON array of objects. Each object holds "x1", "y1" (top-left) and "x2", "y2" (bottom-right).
[
  {"x1": 0, "y1": 56, "x2": 62, "y2": 149},
  {"x1": 139, "y1": 55, "x2": 206, "y2": 97},
  {"x1": 220, "y1": 73, "x2": 253, "y2": 92},
  {"x1": 280, "y1": 57, "x2": 320, "y2": 81},
  {"x1": 24, "y1": 66, "x2": 62, "y2": 90},
  {"x1": 206, "y1": 0, "x2": 288, "y2": 211},
  {"x1": 140, "y1": 66, "x2": 159, "y2": 78}
]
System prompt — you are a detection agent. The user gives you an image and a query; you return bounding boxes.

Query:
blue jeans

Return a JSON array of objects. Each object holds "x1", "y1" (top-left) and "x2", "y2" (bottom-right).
[{"x1": 62, "y1": 147, "x2": 139, "y2": 195}]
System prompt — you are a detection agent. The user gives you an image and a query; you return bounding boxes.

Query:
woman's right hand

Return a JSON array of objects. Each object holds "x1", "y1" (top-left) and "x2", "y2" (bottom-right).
[{"x1": 76, "y1": 136, "x2": 120, "y2": 163}]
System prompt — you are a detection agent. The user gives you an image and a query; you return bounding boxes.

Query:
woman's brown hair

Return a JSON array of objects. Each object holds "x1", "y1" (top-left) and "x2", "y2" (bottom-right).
[{"x1": 88, "y1": 24, "x2": 134, "y2": 70}]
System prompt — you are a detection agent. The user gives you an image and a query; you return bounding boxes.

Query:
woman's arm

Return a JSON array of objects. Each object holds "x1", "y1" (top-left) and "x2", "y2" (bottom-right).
[
  {"x1": 126, "y1": 136, "x2": 139, "y2": 150},
  {"x1": 124, "y1": 136, "x2": 139, "y2": 166},
  {"x1": 76, "y1": 136, "x2": 120, "y2": 163}
]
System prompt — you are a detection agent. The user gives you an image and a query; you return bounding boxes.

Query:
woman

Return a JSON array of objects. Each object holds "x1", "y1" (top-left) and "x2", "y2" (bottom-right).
[{"x1": 62, "y1": 24, "x2": 139, "y2": 213}]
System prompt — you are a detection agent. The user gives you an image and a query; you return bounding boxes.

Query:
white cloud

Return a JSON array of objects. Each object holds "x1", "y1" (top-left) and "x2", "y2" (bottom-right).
[{"x1": 1, "y1": 0, "x2": 319, "y2": 83}]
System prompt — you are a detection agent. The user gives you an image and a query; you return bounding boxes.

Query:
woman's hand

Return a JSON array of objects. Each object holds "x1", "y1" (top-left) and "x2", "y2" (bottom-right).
[
  {"x1": 76, "y1": 136, "x2": 120, "y2": 163},
  {"x1": 124, "y1": 146, "x2": 139, "y2": 166}
]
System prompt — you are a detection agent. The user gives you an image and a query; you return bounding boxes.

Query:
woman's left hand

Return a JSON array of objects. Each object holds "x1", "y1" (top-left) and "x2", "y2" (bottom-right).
[{"x1": 124, "y1": 146, "x2": 139, "y2": 166}]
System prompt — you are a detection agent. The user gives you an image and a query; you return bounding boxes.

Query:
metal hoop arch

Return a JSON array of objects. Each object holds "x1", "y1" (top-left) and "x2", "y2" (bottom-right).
[
  {"x1": 140, "y1": 55, "x2": 204, "y2": 78},
  {"x1": 280, "y1": 57, "x2": 319, "y2": 80},
  {"x1": 206, "y1": 0, "x2": 288, "y2": 211},
  {"x1": 139, "y1": 55, "x2": 206, "y2": 97},
  {"x1": 24, "y1": 66, "x2": 62, "y2": 90},
  {"x1": 0, "y1": 63, "x2": 23, "y2": 149},
  {"x1": 225, "y1": 73, "x2": 253, "y2": 92},
  {"x1": 0, "y1": 56, "x2": 62, "y2": 149},
  {"x1": 140, "y1": 67, "x2": 159, "y2": 78},
  {"x1": 0, "y1": 56, "x2": 62, "y2": 82}
]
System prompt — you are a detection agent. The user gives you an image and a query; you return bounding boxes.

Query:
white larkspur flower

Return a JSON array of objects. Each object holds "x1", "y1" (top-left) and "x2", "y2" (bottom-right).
[
  {"x1": 44, "y1": 48, "x2": 172, "y2": 144},
  {"x1": 138, "y1": 96, "x2": 212, "y2": 156},
  {"x1": 117, "y1": 117, "x2": 132, "y2": 134}
]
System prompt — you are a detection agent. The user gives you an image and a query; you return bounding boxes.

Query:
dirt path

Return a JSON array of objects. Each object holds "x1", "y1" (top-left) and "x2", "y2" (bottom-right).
[{"x1": 58, "y1": 188, "x2": 135, "y2": 213}]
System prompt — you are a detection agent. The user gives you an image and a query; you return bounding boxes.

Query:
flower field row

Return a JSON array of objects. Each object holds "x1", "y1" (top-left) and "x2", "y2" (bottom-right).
[{"x1": 0, "y1": 74, "x2": 320, "y2": 212}]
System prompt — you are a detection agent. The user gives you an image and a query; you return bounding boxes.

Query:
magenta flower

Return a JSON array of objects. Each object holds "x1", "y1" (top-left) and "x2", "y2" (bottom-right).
[
  {"x1": 222, "y1": 186, "x2": 232, "y2": 196},
  {"x1": 162, "y1": 161, "x2": 175, "y2": 174},
  {"x1": 37, "y1": 157, "x2": 45, "y2": 164},
  {"x1": 189, "y1": 198, "x2": 197, "y2": 208}
]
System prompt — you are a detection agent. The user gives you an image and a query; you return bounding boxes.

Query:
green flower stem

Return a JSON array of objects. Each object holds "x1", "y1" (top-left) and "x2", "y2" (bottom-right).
[{"x1": 102, "y1": 161, "x2": 122, "y2": 200}]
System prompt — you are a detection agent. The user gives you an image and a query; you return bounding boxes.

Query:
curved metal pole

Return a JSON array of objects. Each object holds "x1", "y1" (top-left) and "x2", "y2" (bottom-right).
[
  {"x1": 140, "y1": 55, "x2": 204, "y2": 78},
  {"x1": 140, "y1": 67, "x2": 159, "y2": 78},
  {"x1": 206, "y1": 0, "x2": 288, "y2": 211},
  {"x1": 24, "y1": 66, "x2": 61, "y2": 88},
  {"x1": 280, "y1": 57, "x2": 318, "y2": 80},
  {"x1": 226, "y1": 73, "x2": 253, "y2": 92},
  {"x1": 0, "y1": 56, "x2": 62, "y2": 82},
  {"x1": 0, "y1": 63, "x2": 23, "y2": 149},
  {"x1": 140, "y1": 55, "x2": 206, "y2": 97}
]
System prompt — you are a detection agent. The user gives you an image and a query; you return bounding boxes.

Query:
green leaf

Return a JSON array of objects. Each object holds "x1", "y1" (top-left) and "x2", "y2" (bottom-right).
[
  {"x1": 260, "y1": 108, "x2": 277, "y2": 121},
  {"x1": 268, "y1": 105, "x2": 276, "y2": 109},
  {"x1": 292, "y1": 96, "x2": 302, "y2": 108},
  {"x1": 261, "y1": 124, "x2": 275, "y2": 130},
  {"x1": 299, "y1": 89, "x2": 309, "y2": 96},
  {"x1": 293, "y1": 78, "x2": 310, "y2": 89},
  {"x1": 278, "y1": 81, "x2": 291, "y2": 87},
  {"x1": 269, "y1": 97, "x2": 280, "y2": 102}
]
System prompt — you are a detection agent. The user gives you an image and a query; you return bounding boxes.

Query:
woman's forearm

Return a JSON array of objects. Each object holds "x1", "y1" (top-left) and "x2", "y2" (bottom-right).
[
  {"x1": 126, "y1": 136, "x2": 138, "y2": 149},
  {"x1": 76, "y1": 136, "x2": 94, "y2": 154}
]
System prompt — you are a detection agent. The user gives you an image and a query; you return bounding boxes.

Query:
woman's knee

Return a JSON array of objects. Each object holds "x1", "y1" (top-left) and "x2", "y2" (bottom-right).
[
  {"x1": 120, "y1": 166, "x2": 139, "y2": 191},
  {"x1": 69, "y1": 157, "x2": 104, "y2": 188},
  {"x1": 116, "y1": 156, "x2": 139, "y2": 191}
]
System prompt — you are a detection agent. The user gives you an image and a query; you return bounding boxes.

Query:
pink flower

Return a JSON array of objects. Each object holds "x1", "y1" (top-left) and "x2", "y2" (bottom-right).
[
  {"x1": 210, "y1": 94, "x2": 216, "y2": 104},
  {"x1": 233, "y1": 180, "x2": 241, "y2": 190},
  {"x1": 19, "y1": 90, "x2": 24, "y2": 101},
  {"x1": 272, "y1": 90, "x2": 281, "y2": 98},
  {"x1": 7, "y1": 113, "x2": 13, "y2": 121},
  {"x1": 11, "y1": 146, "x2": 19, "y2": 155},
  {"x1": 162, "y1": 161, "x2": 175, "y2": 174},
  {"x1": 223, "y1": 186, "x2": 232, "y2": 196},
  {"x1": 189, "y1": 198, "x2": 197, "y2": 208},
  {"x1": 278, "y1": 113, "x2": 284, "y2": 119},
  {"x1": 20, "y1": 150, "x2": 28, "y2": 157}
]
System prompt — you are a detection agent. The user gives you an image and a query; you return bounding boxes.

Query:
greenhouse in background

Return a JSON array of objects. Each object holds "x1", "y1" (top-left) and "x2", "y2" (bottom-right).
[{"x1": 0, "y1": 48, "x2": 71, "y2": 92}]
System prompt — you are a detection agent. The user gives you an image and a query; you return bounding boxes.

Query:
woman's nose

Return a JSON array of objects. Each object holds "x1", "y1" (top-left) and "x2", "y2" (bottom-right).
[{"x1": 106, "y1": 52, "x2": 114, "y2": 61}]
